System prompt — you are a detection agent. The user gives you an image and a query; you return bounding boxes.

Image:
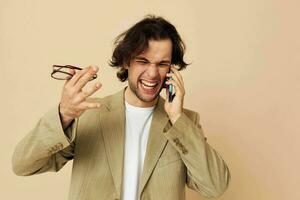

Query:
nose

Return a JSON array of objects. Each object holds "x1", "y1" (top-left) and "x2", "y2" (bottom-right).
[{"x1": 146, "y1": 63, "x2": 159, "y2": 78}]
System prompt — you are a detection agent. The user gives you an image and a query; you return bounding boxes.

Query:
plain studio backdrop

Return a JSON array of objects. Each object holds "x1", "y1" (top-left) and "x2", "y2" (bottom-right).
[{"x1": 1, "y1": 0, "x2": 299, "y2": 199}]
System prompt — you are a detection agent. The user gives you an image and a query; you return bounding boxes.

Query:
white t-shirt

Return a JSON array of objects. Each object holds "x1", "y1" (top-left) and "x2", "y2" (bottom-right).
[{"x1": 121, "y1": 101, "x2": 155, "y2": 200}]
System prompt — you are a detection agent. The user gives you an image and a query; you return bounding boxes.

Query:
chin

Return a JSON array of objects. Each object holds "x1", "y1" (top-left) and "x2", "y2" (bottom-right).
[
  {"x1": 136, "y1": 92, "x2": 159, "y2": 103},
  {"x1": 136, "y1": 86, "x2": 163, "y2": 103}
]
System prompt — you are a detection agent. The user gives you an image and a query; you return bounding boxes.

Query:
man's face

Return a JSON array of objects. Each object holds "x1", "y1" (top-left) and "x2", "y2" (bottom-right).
[{"x1": 125, "y1": 39, "x2": 172, "y2": 106}]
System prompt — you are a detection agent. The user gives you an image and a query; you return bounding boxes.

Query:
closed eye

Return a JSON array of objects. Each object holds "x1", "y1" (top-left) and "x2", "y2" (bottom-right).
[
  {"x1": 158, "y1": 63, "x2": 171, "y2": 67},
  {"x1": 134, "y1": 57, "x2": 171, "y2": 68},
  {"x1": 136, "y1": 60, "x2": 148, "y2": 65}
]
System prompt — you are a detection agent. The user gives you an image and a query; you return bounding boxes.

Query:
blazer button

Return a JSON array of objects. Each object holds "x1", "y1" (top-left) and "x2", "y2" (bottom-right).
[
  {"x1": 182, "y1": 149, "x2": 188, "y2": 155},
  {"x1": 58, "y1": 143, "x2": 63, "y2": 149},
  {"x1": 173, "y1": 138, "x2": 180, "y2": 144},
  {"x1": 55, "y1": 144, "x2": 61, "y2": 150},
  {"x1": 177, "y1": 143, "x2": 183, "y2": 148}
]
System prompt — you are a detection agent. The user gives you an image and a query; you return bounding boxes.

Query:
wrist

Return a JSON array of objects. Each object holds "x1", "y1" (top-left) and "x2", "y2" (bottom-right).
[
  {"x1": 59, "y1": 104, "x2": 74, "y2": 130},
  {"x1": 169, "y1": 113, "x2": 182, "y2": 125}
]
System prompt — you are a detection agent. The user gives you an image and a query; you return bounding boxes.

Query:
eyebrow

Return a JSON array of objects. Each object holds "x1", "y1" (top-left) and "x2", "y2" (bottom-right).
[{"x1": 135, "y1": 56, "x2": 171, "y2": 64}]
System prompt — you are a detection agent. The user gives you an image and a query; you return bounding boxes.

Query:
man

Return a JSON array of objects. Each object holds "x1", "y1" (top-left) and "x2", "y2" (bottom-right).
[{"x1": 12, "y1": 16, "x2": 230, "y2": 200}]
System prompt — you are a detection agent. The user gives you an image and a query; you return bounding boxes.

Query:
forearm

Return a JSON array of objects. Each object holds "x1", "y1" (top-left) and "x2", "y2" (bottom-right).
[
  {"x1": 164, "y1": 112, "x2": 230, "y2": 197},
  {"x1": 12, "y1": 106, "x2": 76, "y2": 176}
]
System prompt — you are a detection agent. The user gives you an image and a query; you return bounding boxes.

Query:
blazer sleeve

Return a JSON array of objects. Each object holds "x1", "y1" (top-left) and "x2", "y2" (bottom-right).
[
  {"x1": 164, "y1": 111, "x2": 231, "y2": 198},
  {"x1": 12, "y1": 105, "x2": 77, "y2": 176}
]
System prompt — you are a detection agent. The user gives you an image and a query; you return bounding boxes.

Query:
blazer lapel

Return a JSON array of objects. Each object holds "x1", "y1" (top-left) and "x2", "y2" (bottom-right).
[
  {"x1": 139, "y1": 96, "x2": 170, "y2": 196},
  {"x1": 100, "y1": 89, "x2": 126, "y2": 197},
  {"x1": 100, "y1": 88, "x2": 170, "y2": 197}
]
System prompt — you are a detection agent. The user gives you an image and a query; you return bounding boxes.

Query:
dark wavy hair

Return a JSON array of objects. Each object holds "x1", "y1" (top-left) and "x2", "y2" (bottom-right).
[{"x1": 109, "y1": 15, "x2": 189, "y2": 82}]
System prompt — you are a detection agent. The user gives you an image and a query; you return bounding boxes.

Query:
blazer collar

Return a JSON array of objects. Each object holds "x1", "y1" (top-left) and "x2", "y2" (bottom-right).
[
  {"x1": 100, "y1": 88, "x2": 126, "y2": 197},
  {"x1": 138, "y1": 94, "x2": 170, "y2": 196},
  {"x1": 103, "y1": 88, "x2": 126, "y2": 112}
]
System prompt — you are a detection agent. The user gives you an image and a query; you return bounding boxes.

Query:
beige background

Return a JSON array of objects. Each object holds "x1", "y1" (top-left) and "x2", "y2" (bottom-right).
[{"x1": 1, "y1": 0, "x2": 299, "y2": 199}]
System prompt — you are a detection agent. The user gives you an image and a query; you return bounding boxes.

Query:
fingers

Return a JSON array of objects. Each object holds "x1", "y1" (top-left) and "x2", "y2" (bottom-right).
[
  {"x1": 75, "y1": 66, "x2": 99, "y2": 91},
  {"x1": 165, "y1": 79, "x2": 185, "y2": 97},
  {"x1": 165, "y1": 67, "x2": 185, "y2": 97},
  {"x1": 64, "y1": 68, "x2": 76, "y2": 85},
  {"x1": 79, "y1": 101, "x2": 101, "y2": 110},
  {"x1": 166, "y1": 73, "x2": 182, "y2": 89},
  {"x1": 69, "y1": 68, "x2": 76, "y2": 75},
  {"x1": 166, "y1": 66, "x2": 184, "y2": 87},
  {"x1": 59, "y1": 66, "x2": 101, "y2": 122},
  {"x1": 78, "y1": 82, "x2": 102, "y2": 101},
  {"x1": 68, "y1": 65, "x2": 98, "y2": 88},
  {"x1": 171, "y1": 66, "x2": 184, "y2": 86},
  {"x1": 166, "y1": 67, "x2": 184, "y2": 88},
  {"x1": 67, "y1": 67, "x2": 89, "y2": 86}
]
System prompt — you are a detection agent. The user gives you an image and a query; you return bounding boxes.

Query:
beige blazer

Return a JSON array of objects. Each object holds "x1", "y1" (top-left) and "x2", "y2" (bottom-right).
[{"x1": 12, "y1": 88, "x2": 230, "y2": 200}]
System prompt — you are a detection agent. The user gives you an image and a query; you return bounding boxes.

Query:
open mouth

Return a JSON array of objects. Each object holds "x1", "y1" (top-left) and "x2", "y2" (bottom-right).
[{"x1": 139, "y1": 79, "x2": 159, "y2": 94}]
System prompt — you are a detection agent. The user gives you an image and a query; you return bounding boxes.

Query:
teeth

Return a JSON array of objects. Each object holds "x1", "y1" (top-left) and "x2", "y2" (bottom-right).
[{"x1": 141, "y1": 80, "x2": 158, "y2": 87}]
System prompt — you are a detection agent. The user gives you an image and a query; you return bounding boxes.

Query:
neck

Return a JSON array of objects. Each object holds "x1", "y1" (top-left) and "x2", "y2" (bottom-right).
[{"x1": 124, "y1": 87, "x2": 158, "y2": 108}]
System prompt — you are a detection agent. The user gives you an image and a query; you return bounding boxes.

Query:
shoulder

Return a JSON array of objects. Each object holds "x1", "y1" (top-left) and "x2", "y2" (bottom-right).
[
  {"x1": 79, "y1": 90, "x2": 123, "y2": 118},
  {"x1": 182, "y1": 107, "x2": 199, "y2": 122},
  {"x1": 75, "y1": 94, "x2": 116, "y2": 130}
]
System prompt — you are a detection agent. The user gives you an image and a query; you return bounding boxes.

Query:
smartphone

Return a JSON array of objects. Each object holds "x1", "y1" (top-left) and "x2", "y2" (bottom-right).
[{"x1": 165, "y1": 70, "x2": 175, "y2": 102}]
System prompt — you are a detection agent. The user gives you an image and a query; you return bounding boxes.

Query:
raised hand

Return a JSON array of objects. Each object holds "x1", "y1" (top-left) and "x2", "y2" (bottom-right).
[{"x1": 59, "y1": 65, "x2": 102, "y2": 129}]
